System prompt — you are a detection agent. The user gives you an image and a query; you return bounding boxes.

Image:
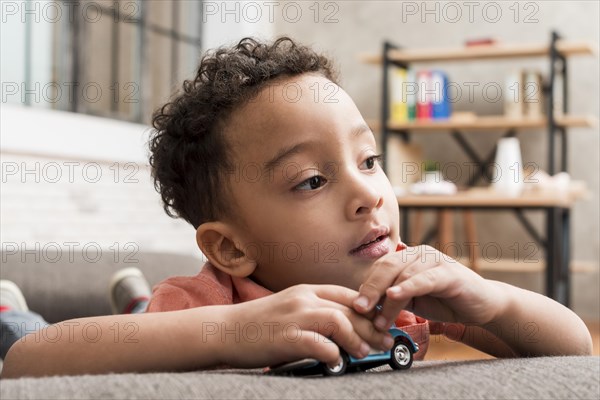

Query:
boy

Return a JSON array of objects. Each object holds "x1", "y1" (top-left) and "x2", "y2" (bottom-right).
[
  {"x1": 2, "y1": 37, "x2": 592, "y2": 378},
  {"x1": 145, "y1": 36, "x2": 591, "y2": 358}
]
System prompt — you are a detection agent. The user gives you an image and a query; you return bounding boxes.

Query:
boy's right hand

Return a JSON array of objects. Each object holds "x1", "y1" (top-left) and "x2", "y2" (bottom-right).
[{"x1": 214, "y1": 284, "x2": 395, "y2": 369}]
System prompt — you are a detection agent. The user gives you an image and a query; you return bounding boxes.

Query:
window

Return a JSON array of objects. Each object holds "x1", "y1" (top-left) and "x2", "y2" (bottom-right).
[{"x1": 3, "y1": 0, "x2": 203, "y2": 124}]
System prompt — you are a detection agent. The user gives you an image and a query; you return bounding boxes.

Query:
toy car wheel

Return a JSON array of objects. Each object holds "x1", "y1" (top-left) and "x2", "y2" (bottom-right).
[
  {"x1": 323, "y1": 351, "x2": 348, "y2": 376},
  {"x1": 389, "y1": 340, "x2": 413, "y2": 370}
]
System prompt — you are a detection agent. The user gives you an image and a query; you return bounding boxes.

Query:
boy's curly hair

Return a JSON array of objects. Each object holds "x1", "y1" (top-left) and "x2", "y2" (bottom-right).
[{"x1": 149, "y1": 37, "x2": 338, "y2": 229}]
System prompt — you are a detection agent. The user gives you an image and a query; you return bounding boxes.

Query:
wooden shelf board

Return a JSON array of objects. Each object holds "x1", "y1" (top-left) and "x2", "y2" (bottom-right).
[
  {"x1": 367, "y1": 115, "x2": 597, "y2": 132},
  {"x1": 360, "y1": 40, "x2": 597, "y2": 64},
  {"x1": 456, "y1": 258, "x2": 598, "y2": 273},
  {"x1": 396, "y1": 187, "x2": 588, "y2": 208}
]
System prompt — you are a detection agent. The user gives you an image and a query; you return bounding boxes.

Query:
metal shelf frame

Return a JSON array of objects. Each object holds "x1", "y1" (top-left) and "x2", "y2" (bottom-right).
[{"x1": 380, "y1": 31, "x2": 573, "y2": 306}]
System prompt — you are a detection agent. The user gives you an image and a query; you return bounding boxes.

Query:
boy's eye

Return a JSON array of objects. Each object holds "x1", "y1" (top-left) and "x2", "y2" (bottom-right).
[
  {"x1": 294, "y1": 175, "x2": 327, "y2": 191},
  {"x1": 360, "y1": 154, "x2": 383, "y2": 170}
]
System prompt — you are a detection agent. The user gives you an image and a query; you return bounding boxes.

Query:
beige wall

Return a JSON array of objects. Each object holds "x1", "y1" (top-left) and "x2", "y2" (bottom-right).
[
  {"x1": 272, "y1": 1, "x2": 599, "y2": 317},
  {"x1": 1, "y1": 105, "x2": 203, "y2": 260}
]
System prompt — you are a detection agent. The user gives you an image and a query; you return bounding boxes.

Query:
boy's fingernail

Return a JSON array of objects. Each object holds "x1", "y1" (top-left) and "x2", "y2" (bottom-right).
[
  {"x1": 327, "y1": 356, "x2": 343, "y2": 369},
  {"x1": 388, "y1": 286, "x2": 401, "y2": 297},
  {"x1": 374, "y1": 315, "x2": 387, "y2": 330},
  {"x1": 355, "y1": 296, "x2": 369, "y2": 310},
  {"x1": 359, "y1": 342, "x2": 370, "y2": 358},
  {"x1": 382, "y1": 335, "x2": 394, "y2": 350}
]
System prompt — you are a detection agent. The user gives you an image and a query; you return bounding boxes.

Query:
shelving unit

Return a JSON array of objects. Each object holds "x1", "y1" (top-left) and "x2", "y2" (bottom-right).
[
  {"x1": 359, "y1": 40, "x2": 595, "y2": 63},
  {"x1": 368, "y1": 115, "x2": 595, "y2": 131},
  {"x1": 362, "y1": 31, "x2": 596, "y2": 307}
]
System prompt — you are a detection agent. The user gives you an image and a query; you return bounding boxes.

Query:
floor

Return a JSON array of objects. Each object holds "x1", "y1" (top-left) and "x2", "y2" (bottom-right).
[{"x1": 425, "y1": 320, "x2": 599, "y2": 360}]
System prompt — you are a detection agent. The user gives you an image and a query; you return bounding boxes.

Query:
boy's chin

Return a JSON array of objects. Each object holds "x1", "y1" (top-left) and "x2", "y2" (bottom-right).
[
  {"x1": 344, "y1": 264, "x2": 378, "y2": 292},
  {"x1": 348, "y1": 250, "x2": 398, "y2": 289}
]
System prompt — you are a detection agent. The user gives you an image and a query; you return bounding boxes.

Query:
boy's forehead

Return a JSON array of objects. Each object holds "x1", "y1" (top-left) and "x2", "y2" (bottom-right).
[{"x1": 224, "y1": 74, "x2": 358, "y2": 162}]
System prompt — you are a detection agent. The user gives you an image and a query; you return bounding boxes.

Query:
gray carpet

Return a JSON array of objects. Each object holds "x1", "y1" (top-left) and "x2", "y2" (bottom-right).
[
  {"x1": 1, "y1": 357, "x2": 599, "y2": 399},
  {"x1": 2, "y1": 251, "x2": 599, "y2": 399}
]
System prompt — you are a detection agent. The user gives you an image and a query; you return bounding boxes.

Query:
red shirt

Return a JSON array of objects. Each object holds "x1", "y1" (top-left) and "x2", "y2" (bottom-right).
[{"x1": 147, "y1": 261, "x2": 466, "y2": 360}]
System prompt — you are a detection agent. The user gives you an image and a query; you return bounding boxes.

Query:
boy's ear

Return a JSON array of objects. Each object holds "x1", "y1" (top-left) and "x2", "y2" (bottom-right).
[{"x1": 195, "y1": 222, "x2": 257, "y2": 278}]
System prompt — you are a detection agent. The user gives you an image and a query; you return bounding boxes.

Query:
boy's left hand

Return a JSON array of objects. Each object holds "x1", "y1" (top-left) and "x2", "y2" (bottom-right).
[{"x1": 352, "y1": 245, "x2": 508, "y2": 331}]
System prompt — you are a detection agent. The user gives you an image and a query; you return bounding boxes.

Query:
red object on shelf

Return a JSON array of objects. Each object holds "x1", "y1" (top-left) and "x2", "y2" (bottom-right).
[
  {"x1": 465, "y1": 38, "x2": 497, "y2": 47},
  {"x1": 416, "y1": 70, "x2": 431, "y2": 120},
  {"x1": 416, "y1": 101, "x2": 431, "y2": 120}
]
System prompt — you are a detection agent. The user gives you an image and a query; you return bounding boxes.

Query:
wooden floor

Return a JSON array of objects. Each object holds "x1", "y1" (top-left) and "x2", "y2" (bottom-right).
[{"x1": 425, "y1": 320, "x2": 599, "y2": 360}]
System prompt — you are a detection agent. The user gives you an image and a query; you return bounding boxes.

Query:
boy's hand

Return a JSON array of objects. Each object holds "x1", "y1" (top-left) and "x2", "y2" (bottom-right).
[
  {"x1": 353, "y1": 245, "x2": 508, "y2": 331},
  {"x1": 219, "y1": 284, "x2": 394, "y2": 369}
]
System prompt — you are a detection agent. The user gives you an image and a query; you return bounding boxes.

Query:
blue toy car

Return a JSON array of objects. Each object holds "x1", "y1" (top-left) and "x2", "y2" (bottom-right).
[{"x1": 266, "y1": 327, "x2": 419, "y2": 376}]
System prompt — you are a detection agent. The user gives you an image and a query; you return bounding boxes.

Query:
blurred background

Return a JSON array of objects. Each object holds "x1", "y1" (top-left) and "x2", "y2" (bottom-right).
[{"x1": 1, "y1": 1, "x2": 598, "y2": 348}]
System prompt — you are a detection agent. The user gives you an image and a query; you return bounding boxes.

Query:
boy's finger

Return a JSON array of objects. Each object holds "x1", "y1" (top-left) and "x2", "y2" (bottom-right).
[
  {"x1": 368, "y1": 266, "x2": 446, "y2": 332},
  {"x1": 345, "y1": 308, "x2": 395, "y2": 351},
  {"x1": 352, "y1": 247, "x2": 436, "y2": 316},
  {"x1": 317, "y1": 298, "x2": 393, "y2": 351},
  {"x1": 311, "y1": 284, "x2": 381, "y2": 321},
  {"x1": 372, "y1": 295, "x2": 412, "y2": 332},
  {"x1": 306, "y1": 308, "x2": 370, "y2": 359},
  {"x1": 387, "y1": 266, "x2": 452, "y2": 302},
  {"x1": 294, "y1": 330, "x2": 342, "y2": 368},
  {"x1": 352, "y1": 259, "x2": 402, "y2": 313},
  {"x1": 312, "y1": 284, "x2": 359, "y2": 308},
  {"x1": 373, "y1": 257, "x2": 447, "y2": 330}
]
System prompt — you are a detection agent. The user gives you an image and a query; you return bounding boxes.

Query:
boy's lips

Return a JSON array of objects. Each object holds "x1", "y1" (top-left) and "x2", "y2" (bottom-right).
[{"x1": 349, "y1": 227, "x2": 391, "y2": 259}]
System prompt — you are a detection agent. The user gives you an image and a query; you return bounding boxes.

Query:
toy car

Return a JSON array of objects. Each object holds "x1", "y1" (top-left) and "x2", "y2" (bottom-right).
[{"x1": 266, "y1": 327, "x2": 419, "y2": 376}]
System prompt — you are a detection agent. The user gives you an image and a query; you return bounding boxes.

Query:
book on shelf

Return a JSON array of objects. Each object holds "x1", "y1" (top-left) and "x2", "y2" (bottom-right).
[
  {"x1": 390, "y1": 67, "x2": 408, "y2": 122},
  {"x1": 523, "y1": 70, "x2": 543, "y2": 118},
  {"x1": 389, "y1": 68, "x2": 451, "y2": 122},
  {"x1": 416, "y1": 70, "x2": 432, "y2": 119},
  {"x1": 407, "y1": 69, "x2": 417, "y2": 120},
  {"x1": 504, "y1": 70, "x2": 523, "y2": 118},
  {"x1": 431, "y1": 70, "x2": 451, "y2": 119},
  {"x1": 504, "y1": 69, "x2": 545, "y2": 119}
]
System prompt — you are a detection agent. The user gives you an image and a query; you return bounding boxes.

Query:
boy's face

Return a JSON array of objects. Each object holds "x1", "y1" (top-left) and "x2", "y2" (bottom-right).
[{"x1": 222, "y1": 74, "x2": 401, "y2": 292}]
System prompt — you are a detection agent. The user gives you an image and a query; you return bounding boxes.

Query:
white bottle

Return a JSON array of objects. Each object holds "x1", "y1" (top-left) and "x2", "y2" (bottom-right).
[{"x1": 492, "y1": 137, "x2": 524, "y2": 197}]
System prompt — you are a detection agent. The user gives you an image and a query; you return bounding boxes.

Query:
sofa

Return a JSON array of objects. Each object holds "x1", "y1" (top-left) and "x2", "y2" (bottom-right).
[{"x1": 1, "y1": 250, "x2": 599, "y2": 399}]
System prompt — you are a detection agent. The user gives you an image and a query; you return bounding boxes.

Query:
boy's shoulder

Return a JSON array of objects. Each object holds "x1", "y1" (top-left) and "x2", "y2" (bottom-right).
[
  {"x1": 147, "y1": 262, "x2": 233, "y2": 312},
  {"x1": 146, "y1": 262, "x2": 272, "y2": 312}
]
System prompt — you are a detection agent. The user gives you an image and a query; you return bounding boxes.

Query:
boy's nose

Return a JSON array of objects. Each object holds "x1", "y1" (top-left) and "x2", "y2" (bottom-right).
[
  {"x1": 346, "y1": 175, "x2": 384, "y2": 219},
  {"x1": 354, "y1": 196, "x2": 384, "y2": 216}
]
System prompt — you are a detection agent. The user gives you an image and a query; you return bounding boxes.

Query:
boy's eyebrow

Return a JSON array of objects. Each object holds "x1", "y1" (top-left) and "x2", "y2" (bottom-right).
[
  {"x1": 263, "y1": 123, "x2": 374, "y2": 173},
  {"x1": 263, "y1": 142, "x2": 312, "y2": 173}
]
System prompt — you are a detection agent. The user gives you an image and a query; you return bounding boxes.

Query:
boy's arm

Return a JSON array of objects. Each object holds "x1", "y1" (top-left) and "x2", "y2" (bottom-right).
[
  {"x1": 1, "y1": 284, "x2": 393, "y2": 378},
  {"x1": 458, "y1": 281, "x2": 592, "y2": 357},
  {"x1": 1, "y1": 308, "x2": 229, "y2": 378},
  {"x1": 353, "y1": 246, "x2": 593, "y2": 358}
]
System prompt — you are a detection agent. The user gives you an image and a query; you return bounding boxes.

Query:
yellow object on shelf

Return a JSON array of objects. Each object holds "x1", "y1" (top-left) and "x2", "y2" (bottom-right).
[{"x1": 390, "y1": 67, "x2": 408, "y2": 123}]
